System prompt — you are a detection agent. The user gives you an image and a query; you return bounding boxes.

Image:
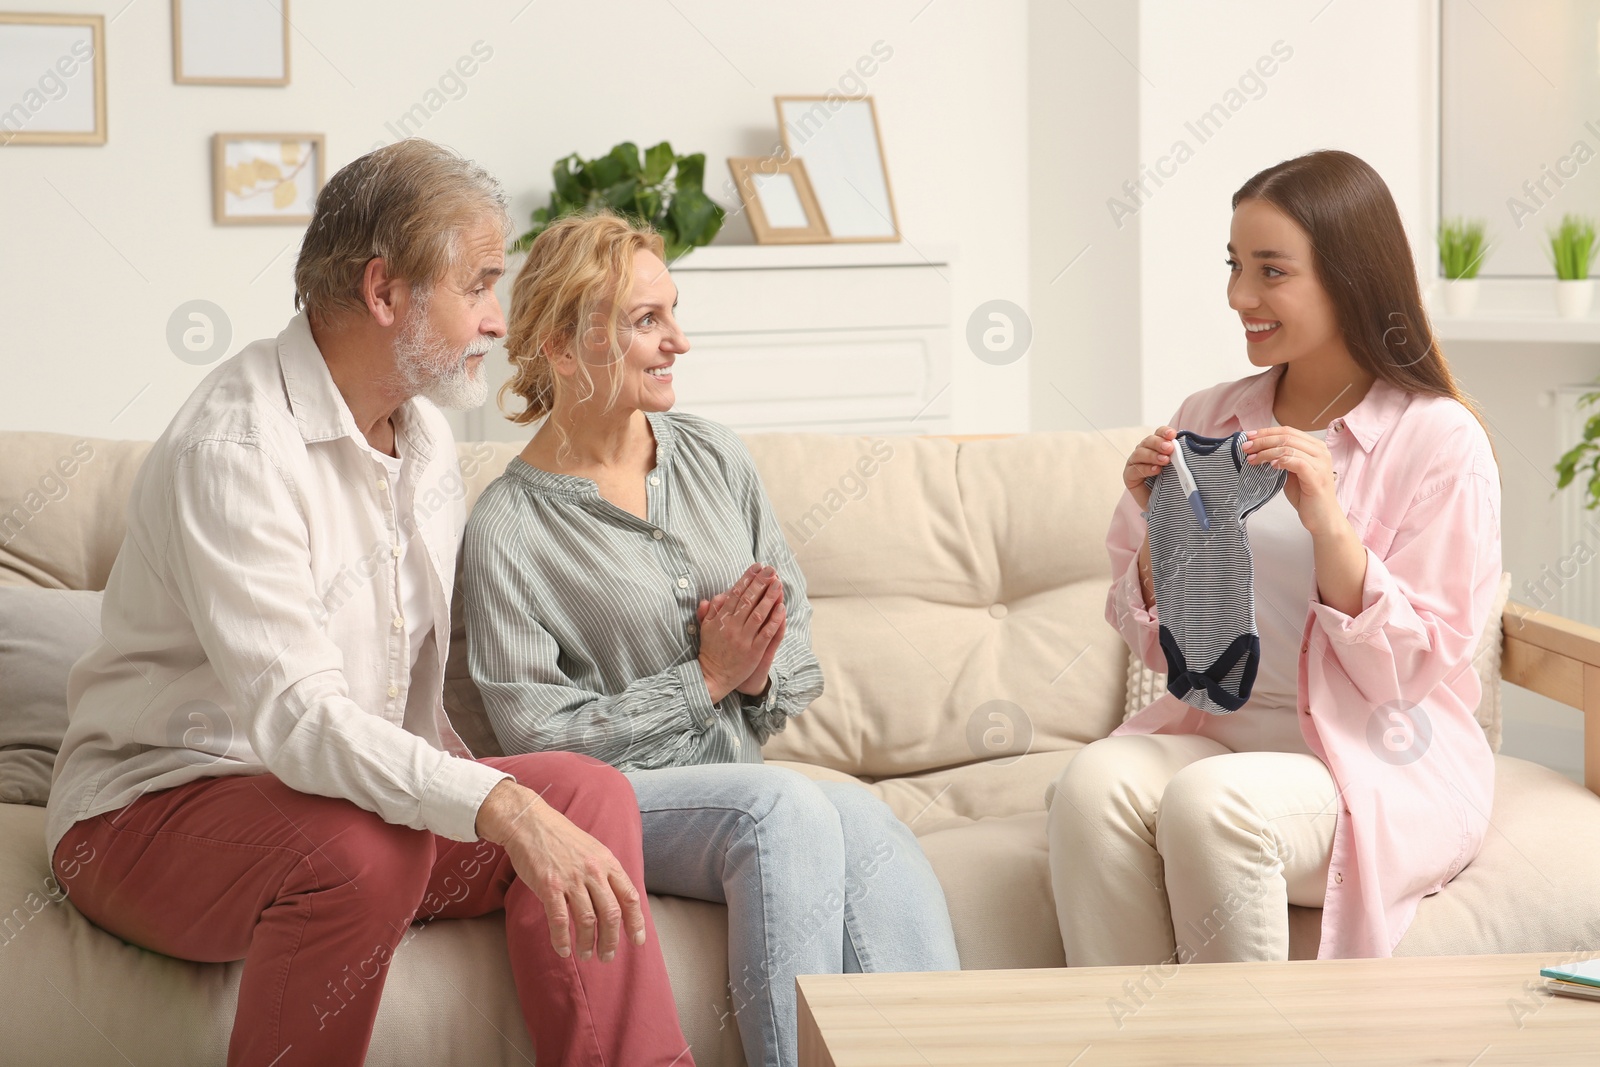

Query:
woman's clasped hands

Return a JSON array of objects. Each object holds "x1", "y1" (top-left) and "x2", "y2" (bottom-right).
[{"x1": 696, "y1": 563, "x2": 787, "y2": 703}]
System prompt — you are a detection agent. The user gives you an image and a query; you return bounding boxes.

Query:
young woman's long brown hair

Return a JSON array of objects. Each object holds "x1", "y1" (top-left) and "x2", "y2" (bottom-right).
[{"x1": 1232, "y1": 150, "x2": 1497, "y2": 469}]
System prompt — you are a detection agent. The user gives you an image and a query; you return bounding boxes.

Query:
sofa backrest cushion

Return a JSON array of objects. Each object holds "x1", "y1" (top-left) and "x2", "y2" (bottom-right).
[{"x1": 0, "y1": 588, "x2": 104, "y2": 804}]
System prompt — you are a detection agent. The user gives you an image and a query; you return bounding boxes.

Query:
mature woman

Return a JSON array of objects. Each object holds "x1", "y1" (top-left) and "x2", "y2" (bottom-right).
[
  {"x1": 462, "y1": 212, "x2": 960, "y2": 1067},
  {"x1": 1048, "y1": 149, "x2": 1501, "y2": 965}
]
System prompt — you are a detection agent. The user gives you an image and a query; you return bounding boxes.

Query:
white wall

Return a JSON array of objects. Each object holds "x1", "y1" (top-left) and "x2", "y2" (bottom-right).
[
  {"x1": 0, "y1": 0, "x2": 1030, "y2": 441},
  {"x1": 1027, "y1": 0, "x2": 1143, "y2": 435},
  {"x1": 1136, "y1": 0, "x2": 1436, "y2": 425}
]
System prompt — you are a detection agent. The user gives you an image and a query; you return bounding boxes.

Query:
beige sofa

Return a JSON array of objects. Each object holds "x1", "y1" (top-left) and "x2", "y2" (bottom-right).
[{"x1": 3, "y1": 427, "x2": 1600, "y2": 1066}]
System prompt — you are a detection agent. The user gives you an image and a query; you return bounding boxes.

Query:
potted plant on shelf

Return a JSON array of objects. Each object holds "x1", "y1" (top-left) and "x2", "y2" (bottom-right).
[
  {"x1": 510, "y1": 140, "x2": 724, "y2": 261},
  {"x1": 1437, "y1": 217, "x2": 1486, "y2": 316},
  {"x1": 1549, "y1": 214, "x2": 1599, "y2": 319}
]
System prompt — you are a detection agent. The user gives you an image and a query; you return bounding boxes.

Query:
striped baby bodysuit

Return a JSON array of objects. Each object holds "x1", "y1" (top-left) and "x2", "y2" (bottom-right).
[{"x1": 1141, "y1": 430, "x2": 1287, "y2": 713}]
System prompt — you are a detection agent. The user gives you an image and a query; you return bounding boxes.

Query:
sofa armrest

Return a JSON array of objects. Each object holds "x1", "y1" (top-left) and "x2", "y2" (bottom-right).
[{"x1": 1501, "y1": 600, "x2": 1600, "y2": 797}]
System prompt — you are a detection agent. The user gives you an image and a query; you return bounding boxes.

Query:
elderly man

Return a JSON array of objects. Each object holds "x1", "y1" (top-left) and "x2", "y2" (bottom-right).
[{"x1": 45, "y1": 140, "x2": 694, "y2": 1067}]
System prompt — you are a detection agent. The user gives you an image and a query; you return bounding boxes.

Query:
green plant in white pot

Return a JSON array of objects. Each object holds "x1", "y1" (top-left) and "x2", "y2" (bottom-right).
[
  {"x1": 1437, "y1": 217, "x2": 1486, "y2": 316},
  {"x1": 1549, "y1": 214, "x2": 1599, "y2": 319}
]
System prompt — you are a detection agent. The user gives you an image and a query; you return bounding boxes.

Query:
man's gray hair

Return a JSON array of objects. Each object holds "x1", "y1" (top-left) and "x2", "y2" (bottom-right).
[{"x1": 294, "y1": 139, "x2": 510, "y2": 324}]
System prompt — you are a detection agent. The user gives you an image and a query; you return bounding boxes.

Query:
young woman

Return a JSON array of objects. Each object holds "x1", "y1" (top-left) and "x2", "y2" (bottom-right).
[
  {"x1": 461, "y1": 212, "x2": 960, "y2": 1067},
  {"x1": 1047, "y1": 149, "x2": 1501, "y2": 965}
]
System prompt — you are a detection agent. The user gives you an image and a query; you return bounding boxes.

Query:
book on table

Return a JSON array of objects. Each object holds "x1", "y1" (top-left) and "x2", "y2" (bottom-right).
[{"x1": 1540, "y1": 958, "x2": 1600, "y2": 1001}]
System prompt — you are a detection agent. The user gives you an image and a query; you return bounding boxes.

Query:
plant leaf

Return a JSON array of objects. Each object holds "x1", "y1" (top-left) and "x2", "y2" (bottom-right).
[{"x1": 642, "y1": 141, "x2": 675, "y2": 185}]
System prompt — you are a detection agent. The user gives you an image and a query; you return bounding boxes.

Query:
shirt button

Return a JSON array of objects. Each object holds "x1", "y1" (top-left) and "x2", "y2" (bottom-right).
[
  {"x1": 388, "y1": 684, "x2": 399, "y2": 698},
  {"x1": 1334, "y1": 872, "x2": 1344, "y2": 884},
  {"x1": 677, "y1": 577, "x2": 689, "y2": 589},
  {"x1": 687, "y1": 622, "x2": 697, "y2": 634},
  {"x1": 1300, "y1": 641, "x2": 1309, "y2": 653},
  {"x1": 392, "y1": 545, "x2": 402, "y2": 558},
  {"x1": 989, "y1": 604, "x2": 1008, "y2": 619},
  {"x1": 377, "y1": 479, "x2": 389, "y2": 491},
  {"x1": 393, "y1": 616, "x2": 404, "y2": 629},
  {"x1": 649, "y1": 475, "x2": 661, "y2": 486},
  {"x1": 652, "y1": 529, "x2": 665, "y2": 540}
]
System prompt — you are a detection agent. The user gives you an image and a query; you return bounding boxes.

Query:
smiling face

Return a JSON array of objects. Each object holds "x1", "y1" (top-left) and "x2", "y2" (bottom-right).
[
  {"x1": 391, "y1": 216, "x2": 506, "y2": 409},
  {"x1": 570, "y1": 248, "x2": 688, "y2": 414},
  {"x1": 1226, "y1": 197, "x2": 1346, "y2": 370}
]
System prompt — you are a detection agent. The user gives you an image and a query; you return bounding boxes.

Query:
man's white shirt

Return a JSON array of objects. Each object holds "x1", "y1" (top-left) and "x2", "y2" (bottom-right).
[{"x1": 45, "y1": 312, "x2": 510, "y2": 859}]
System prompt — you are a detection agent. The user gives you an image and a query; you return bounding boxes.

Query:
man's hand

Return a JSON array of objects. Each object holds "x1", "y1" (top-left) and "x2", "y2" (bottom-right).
[
  {"x1": 695, "y1": 564, "x2": 784, "y2": 703},
  {"x1": 474, "y1": 778, "x2": 646, "y2": 962}
]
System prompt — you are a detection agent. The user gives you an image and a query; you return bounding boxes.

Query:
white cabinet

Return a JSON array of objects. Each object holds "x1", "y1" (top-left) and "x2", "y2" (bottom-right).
[
  {"x1": 460, "y1": 242, "x2": 954, "y2": 441},
  {"x1": 668, "y1": 245, "x2": 954, "y2": 434}
]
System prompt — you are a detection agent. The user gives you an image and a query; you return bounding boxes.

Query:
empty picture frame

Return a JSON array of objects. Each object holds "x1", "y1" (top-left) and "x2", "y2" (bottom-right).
[
  {"x1": 213, "y1": 132, "x2": 324, "y2": 225},
  {"x1": 173, "y1": 0, "x2": 289, "y2": 86},
  {"x1": 729, "y1": 156, "x2": 829, "y2": 244},
  {"x1": 775, "y1": 95, "x2": 899, "y2": 242},
  {"x1": 0, "y1": 13, "x2": 106, "y2": 146}
]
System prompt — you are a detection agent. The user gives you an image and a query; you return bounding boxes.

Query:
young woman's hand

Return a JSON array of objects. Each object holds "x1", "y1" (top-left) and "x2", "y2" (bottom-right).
[
  {"x1": 695, "y1": 565, "x2": 783, "y2": 703},
  {"x1": 1123, "y1": 426, "x2": 1178, "y2": 510},
  {"x1": 1242, "y1": 426, "x2": 1343, "y2": 536}
]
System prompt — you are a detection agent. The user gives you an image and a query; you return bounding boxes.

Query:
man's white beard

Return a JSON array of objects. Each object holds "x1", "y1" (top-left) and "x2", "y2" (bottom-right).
[{"x1": 393, "y1": 300, "x2": 491, "y2": 411}]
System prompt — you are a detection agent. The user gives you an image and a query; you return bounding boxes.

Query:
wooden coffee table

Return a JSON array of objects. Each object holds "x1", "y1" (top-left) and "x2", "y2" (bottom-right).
[{"x1": 797, "y1": 952, "x2": 1599, "y2": 1065}]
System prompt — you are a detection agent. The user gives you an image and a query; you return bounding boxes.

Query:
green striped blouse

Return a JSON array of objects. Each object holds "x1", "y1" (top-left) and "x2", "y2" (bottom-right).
[{"x1": 462, "y1": 410, "x2": 825, "y2": 770}]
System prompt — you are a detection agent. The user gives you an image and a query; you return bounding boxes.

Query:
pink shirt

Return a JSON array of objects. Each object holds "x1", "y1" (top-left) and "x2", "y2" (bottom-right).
[{"x1": 1106, "y1": 362, "x2": 1501, "y2": 959}]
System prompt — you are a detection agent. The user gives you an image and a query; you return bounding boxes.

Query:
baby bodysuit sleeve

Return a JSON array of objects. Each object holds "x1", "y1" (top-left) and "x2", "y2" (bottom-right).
[{"x1": 1233, "y1": 432, "x2": 1287, "y2": 520}]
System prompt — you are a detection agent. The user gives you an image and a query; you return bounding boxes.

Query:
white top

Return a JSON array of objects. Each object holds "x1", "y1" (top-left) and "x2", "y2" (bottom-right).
[
  {"x1": 46, "y1": 313, "x2": 509, "y2": 859},
  {"x1": 1195, "y1": 426, "x2": 1328, "y2": 756}
]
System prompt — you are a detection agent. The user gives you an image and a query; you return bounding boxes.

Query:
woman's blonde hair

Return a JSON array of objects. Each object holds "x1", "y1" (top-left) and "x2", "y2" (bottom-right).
[{"x1": 499, "y1": 211, "x2": 667, "y2": 426}]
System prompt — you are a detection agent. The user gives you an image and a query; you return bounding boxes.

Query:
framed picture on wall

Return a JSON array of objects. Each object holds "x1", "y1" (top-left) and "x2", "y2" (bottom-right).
[
  {"x1": 212, "y1": 133, "x2": 324, "y2": 225},
  {"x1": 728, "y1": 156, "x2": 829, "y2": 244},
  {"x1": 775, "y1": 95, "x2": 900, "y2": 243},
  {"x1": 173, "y1": 0, "x2": 289, "y2": 86},
  {"x1": 0, "y1": 13, "x2": 106, "y2": 146}
]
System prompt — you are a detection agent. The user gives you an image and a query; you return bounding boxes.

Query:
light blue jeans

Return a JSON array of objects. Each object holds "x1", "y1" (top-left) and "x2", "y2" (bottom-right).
[{"x1": 625, "y1": 763, "x2": 961, "y2": 1067}]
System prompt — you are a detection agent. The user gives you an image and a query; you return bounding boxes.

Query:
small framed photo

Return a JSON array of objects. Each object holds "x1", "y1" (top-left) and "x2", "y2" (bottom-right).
[
  {"x1": 775, "y1": 95, "x2": 900, "y2": 243},
  {"x1": 212, "y1": 133, "x2": 324, "y2": 225},
  {"x1": 173, "y1": 0, "x2": 289, "y2": 86},
  {"x1": 0, "y1": 13, "x2": 106, "y2": 146},
  {"x1": 728, "y1": 156, "x2": 830, "y2": 244}
]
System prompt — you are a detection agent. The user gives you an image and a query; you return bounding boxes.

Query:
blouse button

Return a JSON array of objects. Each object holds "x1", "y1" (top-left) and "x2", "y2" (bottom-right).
[
  {"x1": 393, "y1": 616, "x2": 404, "y2": 629},
  {"x1": 652, "y1": 529, "x2": 664, "y2": 540},
  {"x1": 1334, "y1": 872, "x2": 1344, "y2": 884},
  {"x1": 377, "y1": 479, "x2": 389, "y2": 491},
  {"x1": 649, "y1": 475, "x2": 661, "y2": 486},
  {"x1": 387, "y1": 684, "x2": 399, "y2": 698},
  {"x1": 677, "y1": 577, "x2": 689, "y2": 589}
]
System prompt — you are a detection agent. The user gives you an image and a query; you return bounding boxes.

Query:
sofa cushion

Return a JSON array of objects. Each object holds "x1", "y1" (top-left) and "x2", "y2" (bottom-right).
[
  {"x1": 0, "y1": 434, "x2": 152, "y2": 591},
  {"x1": 747, "y1": 430, "x2": 1145, "y2": 790},
  {"x1": 0, "y1": 588, "x2": 103, "y2": 804},
  {"x1": 1397, "y1": 754, "x2": 1600, "y2": 955}
]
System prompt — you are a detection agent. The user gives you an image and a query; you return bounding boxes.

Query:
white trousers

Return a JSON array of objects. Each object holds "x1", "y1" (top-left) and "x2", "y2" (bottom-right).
[{"x1": 1046, "y1": 733, "x2": 1338, "y2": 966}]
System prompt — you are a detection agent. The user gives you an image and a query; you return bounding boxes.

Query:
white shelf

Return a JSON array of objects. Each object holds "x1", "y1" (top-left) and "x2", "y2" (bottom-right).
[
  {"x1": 671, "y1": 241, "x2": 954, "y2": 271},
  {"x1": 1433, "y1": 313, "x2": 1600, "y2": 344},
  {"x1": 1429, "y1": 279, "x2": 1600, "y2": 344}
]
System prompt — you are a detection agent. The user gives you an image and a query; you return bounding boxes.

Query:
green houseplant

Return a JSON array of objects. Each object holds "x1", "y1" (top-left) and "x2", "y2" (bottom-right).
[
  {"x1": 1437, "y1": 217, "x2": 1487, "y2": 316},
  {"x1": 1548, "y1": 214, "x2": 1598, "y2": 319},
  {"x1": 511, "y1": 141, "x2": 724, "y2": 261},
  {"x1": 1555, "y1": 389, "x2": 1600, "y2": 508}
]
